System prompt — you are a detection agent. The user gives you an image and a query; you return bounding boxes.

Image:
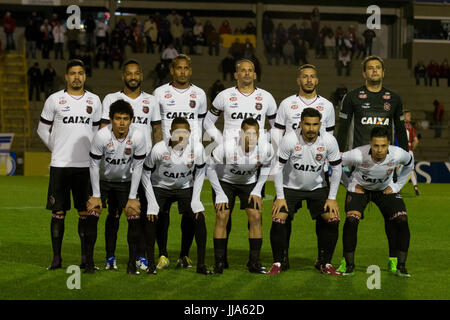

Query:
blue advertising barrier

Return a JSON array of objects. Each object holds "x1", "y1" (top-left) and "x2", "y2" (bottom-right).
[{"x1": 415, "y1": 161, "x2": 450, "y2": 183}]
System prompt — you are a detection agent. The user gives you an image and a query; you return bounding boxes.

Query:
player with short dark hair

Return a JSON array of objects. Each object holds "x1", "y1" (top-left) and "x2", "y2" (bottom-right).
[
  {"x1": 87, "y1": 99, "x2": 151, "y2": 274},
  {"x1": 100, "y1": 59, "x2": 162, "y2": 271},
  {"x1": 152, "y1": 54, "x2": 208, "y2": 270},
  {"x1": 141, "y1": 117, "x2": 212, "y2": 274},
  {"x1": 37, "y1": 59, "x2": 102, "y2": 270},
  {"x1": 207, "y1": 118, "x2": 274, "y2": 274},
  {"x1": 337, "y1": 126, "x2": 414, "y2": 277},
  {"x1": 269, "y1": 108, "x2": 343, "y2": 275},
  {"x1": 271, "y1": 63, "x2": 335, "y2": 270},
  {"x1": 336, "y1": 55, "x2": 409, "y2": 273}
]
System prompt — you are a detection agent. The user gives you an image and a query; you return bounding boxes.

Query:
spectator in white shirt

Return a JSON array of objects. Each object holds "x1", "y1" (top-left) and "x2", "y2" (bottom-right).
[{"x1": 52, "y1": 20, "x2": 65, "y2": 60}]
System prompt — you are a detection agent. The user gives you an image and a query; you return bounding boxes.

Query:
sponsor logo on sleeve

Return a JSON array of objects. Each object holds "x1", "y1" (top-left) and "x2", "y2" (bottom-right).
[{"x1": 384, "y1": 102, "x2": 391, "y2": 111}]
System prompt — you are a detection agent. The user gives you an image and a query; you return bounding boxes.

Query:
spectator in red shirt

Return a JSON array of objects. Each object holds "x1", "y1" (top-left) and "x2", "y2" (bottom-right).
[
  {"x1": 433, "y1": 100, "x2": 445, "y2": 138},
  {"x1": 2, "y1": 11, "x2": 16, "y2": 50},
  {"x1": 439, "y1": 59, "x2": 449, "y2": 87},
  {"x1": 427, "y1": 60, "x2": 440, "y2": 87},
  {"x1": 219, "y1": 20, "x2": 232, "y2": 35},
  {"x1": 403, "y1": 110, "x2": 420, "y2": 195}
]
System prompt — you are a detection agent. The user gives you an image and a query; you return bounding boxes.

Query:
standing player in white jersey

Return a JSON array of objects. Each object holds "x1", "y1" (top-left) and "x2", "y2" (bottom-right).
[
  {"x1": 203, "y1": 59, "x2": 277, "y2": 267},
  {"x1": 207, "y1": 118, "x2": 274, "y2": 274},
  {"x1": 152, "y1": 54, "x2": 207, "y2": 269},
  {"x1": 87, "y1": 100, "x2": 153, "y2": 274},
  {"x1": 269, "y1": 108, "x2": 343, "y2": 275},
  {"x1": 100, "y1": 59, "x2": 162, "y2": 271},
  {"x1": 204, "y1": 59, "x2": 278, "y2": 144},
  {"x1": 271, "y1": 64, "x2": 335, "y2": 270},
  {"x1": 337, "y1": 126, "x2": 413, "y2": 277},
  {"x1": 141, "y1": 117, "x2": 212, "y2": 274},
  {"x1": 37, "y1": 59, "x2": 102, "y2": 270}
]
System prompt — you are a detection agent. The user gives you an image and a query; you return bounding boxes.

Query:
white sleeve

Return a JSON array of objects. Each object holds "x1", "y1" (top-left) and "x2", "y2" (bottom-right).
[
  {"x1": 92, "y1": 96, "x2": 102, "y2": 131},
  {"x1": 274, "y1": 136, "x2": 291, "y2": 199},
  {"x1": 266, "y1": 93, "x2": 278, "y2": 128},
  {"x1": 128, "y1": 132, "x2": 147, "y2": 199},
  {"x1": 206, "y1": 146, "x2": 228, "y2": 204},
  {"x1": 191, "y1": 146, "x2": 206, "y2": 213},
  {"x1": 101, "y1": 94, "x2": 112, "y2": 123},
  {"x1": 89, "y1": 132, "x2": 104, "y2": 198},
  {"x1": 325, "y1": 103, "x2": 336, "y2": 134},
  {"x1": 341, "y1": 148, "x2": 362, "y2": 167},
  {"x1": 389, "y1": 149, "x2": 414, "y2": 193},
  {"x1": 203, "y1": 111, "x2": 223, "y2": 144},
  {"x1": 251, "y1": 144, "x2": 274, "y2": 197},
  {"x1": 141, "y1": 150, "x2": 160, "y2": 215},
  {"x1": 37, "y1": 96, "x2": 56, "y2": 151},
  {"x1": 150, "y1": 97, "x2": 161, "y2": 125}
]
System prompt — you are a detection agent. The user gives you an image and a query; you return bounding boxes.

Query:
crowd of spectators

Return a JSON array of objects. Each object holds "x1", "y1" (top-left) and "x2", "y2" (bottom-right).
[{"x1": 414, "y1": 59, "x2": 450, "y2": 87}]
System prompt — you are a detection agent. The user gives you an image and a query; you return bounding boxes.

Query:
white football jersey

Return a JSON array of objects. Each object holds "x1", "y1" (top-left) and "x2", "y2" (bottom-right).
[
  {"x1": 145, "y1": 140, "x2": 206, "y2": 190},
  {"x1": 153, "y1": 83, "x2": 207, "y2": 142},
  {"x1": 40, "y1": 89, "x2": 102, "y2": 167},
  {"x1": 89, "y1": 124, "x2": 146, "y2": 182},
  {"x1": 101, "y1": 91, "x2": 160, "y2": 154},
  {"x1": 274, "y1": 94, "x2": 335, "y2": 135},
  {"x1": 211, "y1": 138, "x2": 274, "y2": 185},
  {"x1": 278, "y1": 130, "x2": 341, "y2": 191},
  {"x1": 211, "y1": 86, "x2": 277, "y2": 140},
  {"x1": 342, "y1": 145, "x2": 413, "y2": 192}
]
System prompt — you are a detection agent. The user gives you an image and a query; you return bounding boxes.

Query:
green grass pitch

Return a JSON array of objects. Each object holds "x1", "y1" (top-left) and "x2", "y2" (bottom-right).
[{"x1": 0, "y1": 176, "x2": 448, "y2": 300}]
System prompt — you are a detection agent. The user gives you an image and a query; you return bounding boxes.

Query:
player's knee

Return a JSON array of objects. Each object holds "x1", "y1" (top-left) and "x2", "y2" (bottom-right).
[
  {"x1": 320, "y1": 212, "x2": 340, "y2": 224},
  {"x1": 346, "y1": 211, "x2": 361, "y2": 223},
  {"x1": 247, "y1": 209, "x2": 262, "y2": 225},
  {"x1": 215, "y1": 211, "x2": 230, "y2": 225}
]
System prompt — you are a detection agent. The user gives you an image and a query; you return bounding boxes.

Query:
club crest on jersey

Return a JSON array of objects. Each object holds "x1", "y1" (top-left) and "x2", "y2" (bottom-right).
[
  {"x1": 359, "y1": 94, "x2": 367, "y2": 99},
  {"x1": 189, "y1": 100, "x2": 196, "y2": 108},
  {"x1": 107, "y1": 141, "x2": 114, "y2": 148},
  {"x1": 316, "y1": 154, "x2": 323, "y2": 161},
  {"x1": 125, "y1": 148, "x2": 132, "y2": 155},
  {"x1": 295, "y1": 146, "x2": 302, "y2": 151},
  {"x1": 126, "y1": 140, "x2": 133, "y2": 145},
  {"x1": 383, "y1": 94, "x2": 391, "y2": 100},
  {"x1": 384, "y1": 102, "x2": 391, "y2": 111},
  {"x1": 255, "y1": 103, "x2": 262, "y2": 110},
  {"x1": 143, "y1": 106, "x2": 149, "y2": 114},
  {"x1": 190, "y1": 93, "x2": 197, "y2": 99},
  {"x1": 386, "y1": 169, "x2": 393, "y2": 175},
  {"x1": 316, "y1": 105, "x2": 324, "y2": 111},
  {"x1": 230, "y1": 96, "x2": 237, "y2": 101},
  {"x1": 142, "y1": 99, "x2": 150, "y2": 104},
  {"x1": 86, "y1": 106, "x2": 92, "y2": 114},
  {"x1": 291, "y1": 104, "x2": 299, "y2": 110},
  {"x1": 86, "y1": 99, "x2": 93, "y2": 105},
  {"x1": 164, "y1": 94, "x2": 172, "y2": 99},
  {"x1": 162, "y1": 154, "x2": 171, "y2": 161},
  {"x1": 59, "y1": 99, "x2": 67, "y2": 104},
  {"x1": 316, "y1": 146, "x2": 325, "y2": 152},
  {"x1": 255, "y1": 96, "x2": 263, "y2": 101}
]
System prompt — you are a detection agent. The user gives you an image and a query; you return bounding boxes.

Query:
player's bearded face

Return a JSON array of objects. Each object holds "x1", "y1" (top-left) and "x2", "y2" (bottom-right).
[
  {"x1": 300, "y1": 117, "x2": 321, "y2": 141},
  {"x1": 363, "y1": 61, "x2": 384, "y2": 84},
  {"x1": 298, "y1": 70, "x2": 318, "y2": 94},
  {"x1": 111, "y1": 113, "x2": 131, "y2": 137},
  {"x1": 370, "y1": 137, "x2": 389, "y2": 162},
  {"x1": 123, "y1": 65, "x2": 142, "y2": 90},
  {"x1": 65, "y1": 66, "x2": 86, "y2": 90}
]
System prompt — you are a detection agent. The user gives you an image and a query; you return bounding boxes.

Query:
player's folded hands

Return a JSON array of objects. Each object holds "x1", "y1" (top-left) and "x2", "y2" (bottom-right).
[
  {"x1": 86, "y1": 196, "x2": 102, "y2": 213},
  {"x1": 125, "y1": 198, "x2": 141, "y2": 216}
]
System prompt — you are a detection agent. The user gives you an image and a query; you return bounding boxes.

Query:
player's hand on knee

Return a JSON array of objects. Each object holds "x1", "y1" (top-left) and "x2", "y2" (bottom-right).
[
  {"x1": 195, "y1": 211, "x2": 206, "y2": 220},
  {"x1": 355, "y1": 184, "x2": 365, "y2": 194},
  {"x1": 87, "y1": 196, "x2": 102, "y2": 212},
  {"x1": 125, "y1": 198, "x2": 141, "y2": 216},
  {"x1": 249, "y1": 194, "x2": 262, "y2": 211},
  {"x1": 383, "y1": 186, "x2": 393, "y2": 194},
  {"x1": 215, "y1": 202, "x2": 229, "y2": 215},
  {"x1": 272, "y1": 199, "x2": 288, "y2": 217},
  {"x1": 324, "y1": 199, "x2": 340, "y2": 221}
]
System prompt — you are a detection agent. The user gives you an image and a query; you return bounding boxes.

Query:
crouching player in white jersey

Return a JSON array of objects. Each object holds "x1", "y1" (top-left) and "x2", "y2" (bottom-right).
[
  {"x1": 87, "y1": 100, "x2": 153, "y2": 274},
  {"x1": 337, "y1": 126, "x2": 413, "y2": 277},
  {"x1": 141, "y1": 117, "x2": 212, "y2": 275},
  {"x1": 37, "y1": 59, "x2": 102, "y2": 271},
  {"x1": 269, "y1": 108, "x2": 343, "y2": 275},
  {"x1": 207, "y1": 118, "x2": 274, "y2": 274}
]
